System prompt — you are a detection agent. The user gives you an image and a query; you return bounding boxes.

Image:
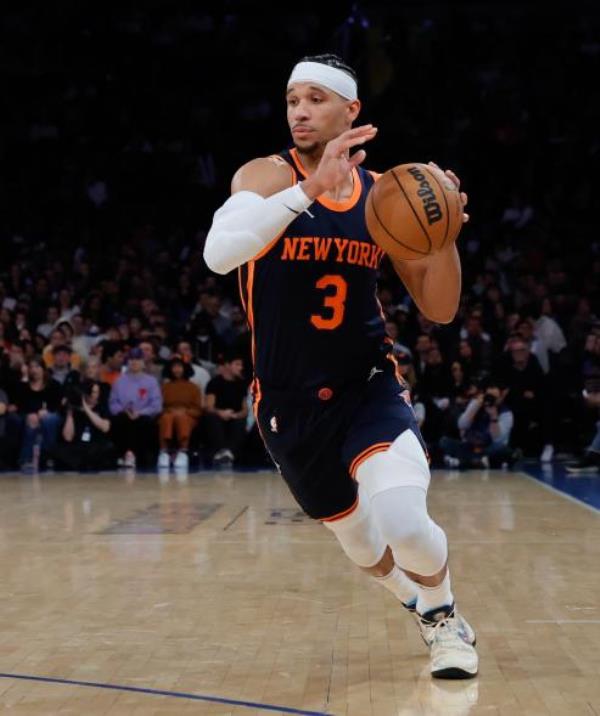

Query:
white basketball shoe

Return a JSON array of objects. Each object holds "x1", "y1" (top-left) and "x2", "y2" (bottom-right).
[{"x1": 417, "y1": 604, "x2": 478, "y2": 679}]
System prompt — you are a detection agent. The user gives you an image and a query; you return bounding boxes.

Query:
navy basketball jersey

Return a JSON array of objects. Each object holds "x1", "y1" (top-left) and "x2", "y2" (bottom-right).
[{"x1": 238, "y1": 147, "x2": 393, "y2": 391}]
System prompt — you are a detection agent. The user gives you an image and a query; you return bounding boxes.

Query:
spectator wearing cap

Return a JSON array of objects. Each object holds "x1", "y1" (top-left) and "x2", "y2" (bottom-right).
[
  {"x1": 158, "y1": 357, "x2": 203, "y2": 470},
  {"x1": 108, "y1": 347, "x2": 162, "y2": 469},
  {"x1": 202, "y1": 353, "x2": 248, "y2": 467},
  {"x1": 42, "y1": 327, "x2": 82, "y2": 371},
  {"x1": 49, "y1": 344, "x2": 81, "y2": 388}
]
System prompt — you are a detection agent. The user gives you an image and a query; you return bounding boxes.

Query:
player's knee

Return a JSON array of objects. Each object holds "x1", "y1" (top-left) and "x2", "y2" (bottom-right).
[
  {"x1": 369, "y1": 485, "x2": 447, "y2": 575},
  {"x1": 385, "y1": 502, "x2": 431, "y2": 552}
]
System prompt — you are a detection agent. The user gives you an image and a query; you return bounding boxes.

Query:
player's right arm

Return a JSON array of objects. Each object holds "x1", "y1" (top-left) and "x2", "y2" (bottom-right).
[
  {"x1": 203, "y1": 156, "x2": 311, "y2": 274},
  {"x1": 203, "y1": 125, "x2": 377, "y2": 274}
]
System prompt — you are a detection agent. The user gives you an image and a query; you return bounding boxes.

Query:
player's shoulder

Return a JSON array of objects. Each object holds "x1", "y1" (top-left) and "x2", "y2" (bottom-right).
[{"x1": 231, "y1": 154, "x2": 295, "y2": 197}]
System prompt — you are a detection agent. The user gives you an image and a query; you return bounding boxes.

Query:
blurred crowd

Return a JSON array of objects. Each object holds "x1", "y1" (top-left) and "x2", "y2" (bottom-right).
[{"x1": 1, "y1": 3, "x2": 598, "y2": 473}]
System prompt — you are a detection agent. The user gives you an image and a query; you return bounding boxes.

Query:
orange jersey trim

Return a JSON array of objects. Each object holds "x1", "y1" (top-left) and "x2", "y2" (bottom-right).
[
  {"x1": 289, "y1": 148, "x2": 362, "y2": 212},
  {"x1": 349, "y1": 442, "x2": 392, "y2": 478},
  {"x1": 246, "y1": 260, "x2": 257, "y2": 369},
  {"x1": 320, "y1": 495, "x2": 359, "y2": 523},
  {"x1": 252, "y1": 376, "x2": 262, "y2": 419},
  {"x1": 237, "y1": 267, "x2": 247, "y2": 314}
]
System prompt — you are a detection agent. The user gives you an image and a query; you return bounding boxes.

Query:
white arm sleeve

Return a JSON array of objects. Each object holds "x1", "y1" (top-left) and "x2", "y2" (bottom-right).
[{"x1": 203, "y1": 185, "x2": 314, "y2": 274}]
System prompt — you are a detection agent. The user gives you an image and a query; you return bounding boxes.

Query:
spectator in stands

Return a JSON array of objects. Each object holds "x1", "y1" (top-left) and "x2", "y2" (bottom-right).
[
  {"x1": 419, "y1": 345, "x2": 453, "y2": 446},
  {"x1": 42, "y1": 328, "x2": 67, "y2": 368},
  {"x1": 0, "y1": 343, "x2": 27, "y2": 405},
  {"x1": 440, "y1": 380, "x2": 514, "y2": 469},
  {"x1": 139, "y1": 339, "x2": 163, "y2": 382},
  {"x1": 100, "y1": 341, "x2": 125, "y2": 386},
  {"x1": 70, "y1": 313, "x2": 93, "y2": 361},
  {"x1": 109, "y1": 347, "x2": 162, "y2": 469},
  {"x1": 54, "y1": 379, "x2": 116, "y2": 471},
  {"x1": 499, "y1": 337, "x2": 546, "y2": 456},
  {"x1": 36, "y1": 305, "x2": 60, "y2": 339},
  {"x1": 175, "y1": 340, "x2": 212, "y2": 391},
  {"x1": 83, "y1": 355, "x2": 111, "y2": 407},
  {"x1": 460, "y1": 313, "x2": 493, "y2": 374},
  {"x1": 14, "y1": 358, "x2": 63, "y2": 470},
  {"x1": 413, "y1": 334, "x2": 433, "y2": 382},
  {"x1": 49, "y1": 345, "x2": 80, "y2": 387},
  {"x1": 202, "y1": 353, "x2": 248, "y2": 467},
  {"x1": 158, "y1": 357, "x2": 203, "y2": 470}
]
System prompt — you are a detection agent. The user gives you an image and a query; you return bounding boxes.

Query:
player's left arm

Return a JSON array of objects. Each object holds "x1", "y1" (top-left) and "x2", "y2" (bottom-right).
[{"x1": 392, "y1": 163, "x2": 468, "y2": 325}]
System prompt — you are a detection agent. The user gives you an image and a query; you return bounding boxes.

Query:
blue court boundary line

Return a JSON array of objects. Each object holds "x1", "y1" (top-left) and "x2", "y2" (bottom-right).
[
  {"x1": 520, "y1": 465, "x2": 600, "y2": 514},
  {"x1": 0, "y1": 673, "x2": 330, "y2": 715}
]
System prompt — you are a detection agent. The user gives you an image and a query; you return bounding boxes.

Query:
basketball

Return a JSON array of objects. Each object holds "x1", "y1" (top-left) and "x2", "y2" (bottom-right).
[{"x1": 365, "y1": 163, "x2": 464, "y2": 261}]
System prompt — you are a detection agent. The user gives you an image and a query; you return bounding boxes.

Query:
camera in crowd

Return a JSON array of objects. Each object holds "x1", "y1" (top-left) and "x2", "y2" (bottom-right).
[
  {"x1": 64, "y1": 380, "x2": 97, "y2": 411},
  {"x1": 65, "y1": 384, "x2": 84, "y2": 410},
  {"x1": 483, "y1": 393, "x2": 498, "y2": 408}
]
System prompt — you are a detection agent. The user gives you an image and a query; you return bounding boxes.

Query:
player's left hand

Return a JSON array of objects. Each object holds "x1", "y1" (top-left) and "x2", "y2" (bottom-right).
[{"x1": 428, "y1": 161, "x2": 469, "y2": 223}]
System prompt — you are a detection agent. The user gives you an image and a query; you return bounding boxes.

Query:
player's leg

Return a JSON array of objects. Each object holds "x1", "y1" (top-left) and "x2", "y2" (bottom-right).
[
  {"x1": 357, "y1": 428, "x2": 478, "y2": 678},
  {"x1": 322, "y1": 482, "x2": 419, "y2": 607}
]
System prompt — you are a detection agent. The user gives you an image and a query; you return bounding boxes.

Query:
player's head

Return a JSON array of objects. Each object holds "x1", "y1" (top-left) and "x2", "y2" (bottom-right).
[{"x1": 286, "y1": 53, "x2": 360, "y2": 153}]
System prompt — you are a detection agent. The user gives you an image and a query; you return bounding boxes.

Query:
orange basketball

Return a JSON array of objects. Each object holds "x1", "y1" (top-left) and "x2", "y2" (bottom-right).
[{"x1": 365, "y1": 163, "x2": 463, "y2": 261}]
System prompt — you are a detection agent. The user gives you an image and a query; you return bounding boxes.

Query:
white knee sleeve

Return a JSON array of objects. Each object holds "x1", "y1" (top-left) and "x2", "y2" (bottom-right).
[
  {"x1": 356, "y1": 430, "x2": 446, "y2": 576},
  {"x1": 370, "y1": 486, "x2": 447, "y2": 576},
  {"x1": 323, "y1": 485, "x2": 387, "y2": 568},
  {"x1": 355, "y1": 429, "x2": 430, "y2": 500}
]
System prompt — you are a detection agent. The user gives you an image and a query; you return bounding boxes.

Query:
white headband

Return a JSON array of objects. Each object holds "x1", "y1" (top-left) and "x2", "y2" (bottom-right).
[{"x1": 287, "y1": 61, "x2": 357, "y2": 101}]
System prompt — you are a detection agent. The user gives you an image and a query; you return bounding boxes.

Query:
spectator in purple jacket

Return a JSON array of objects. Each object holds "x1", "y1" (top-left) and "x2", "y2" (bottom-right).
[{"x1": 109, "y1": 346, "x2": 162, "y2": 469}]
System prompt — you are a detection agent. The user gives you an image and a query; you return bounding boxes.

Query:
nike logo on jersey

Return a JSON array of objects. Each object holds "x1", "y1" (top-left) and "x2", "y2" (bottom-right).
[
  {"x1": 280, "y1": 236, "x2": 384, "y2": 269},
  {"x1": 283, "y1": 204, "x2": 300, "y2": 215},
  {"x1": 368, "y1": 367, "x2": 383, "y2": 381}
]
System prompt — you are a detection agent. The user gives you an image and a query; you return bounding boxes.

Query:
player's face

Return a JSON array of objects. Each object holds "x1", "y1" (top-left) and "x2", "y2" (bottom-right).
[{"x1": 286, "y1": 83, "x2": 360, "y2": 153}]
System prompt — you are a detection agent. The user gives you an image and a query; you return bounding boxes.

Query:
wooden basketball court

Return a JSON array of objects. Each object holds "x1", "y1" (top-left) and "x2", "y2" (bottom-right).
[{"x1": 0, "y1": 467, "x2": 598, "y2": 715}]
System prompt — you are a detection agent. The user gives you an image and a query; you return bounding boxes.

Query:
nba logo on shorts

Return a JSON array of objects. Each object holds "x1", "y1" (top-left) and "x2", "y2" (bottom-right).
[{"x1": 270, "y1": 416, "x2": 278, "y2": 433}]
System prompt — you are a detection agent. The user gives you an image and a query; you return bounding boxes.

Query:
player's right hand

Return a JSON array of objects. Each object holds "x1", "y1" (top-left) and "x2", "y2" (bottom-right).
[{"x1": 301, "y1": 124, "x2": 377, "y2": 199}]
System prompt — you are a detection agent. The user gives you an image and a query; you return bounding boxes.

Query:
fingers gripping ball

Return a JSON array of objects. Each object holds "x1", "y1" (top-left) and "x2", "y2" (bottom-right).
[{"x1": 365, "y1": 163, "x2": 463, "y2": 261}]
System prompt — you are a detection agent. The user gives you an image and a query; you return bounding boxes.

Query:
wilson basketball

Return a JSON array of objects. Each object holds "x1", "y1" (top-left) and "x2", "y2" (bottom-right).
[{"x1": 365, "y1": 163, "x2": 463, "y2": 261}]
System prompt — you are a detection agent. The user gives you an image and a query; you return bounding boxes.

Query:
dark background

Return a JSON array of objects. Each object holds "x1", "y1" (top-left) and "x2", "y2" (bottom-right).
[{"x1": 0, "y1": 1, "x2": 599, "y2": 464}]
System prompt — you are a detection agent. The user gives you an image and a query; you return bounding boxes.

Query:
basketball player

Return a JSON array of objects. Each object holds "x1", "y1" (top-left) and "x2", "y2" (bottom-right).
[{"x1": 204, "y1": 54, "x2": 478, "y2": 679}]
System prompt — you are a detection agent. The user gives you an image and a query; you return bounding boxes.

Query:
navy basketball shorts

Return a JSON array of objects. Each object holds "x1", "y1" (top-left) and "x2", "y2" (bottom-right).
[{"x1": 255, "y1": 367, "x2": 427, "y2": 522}]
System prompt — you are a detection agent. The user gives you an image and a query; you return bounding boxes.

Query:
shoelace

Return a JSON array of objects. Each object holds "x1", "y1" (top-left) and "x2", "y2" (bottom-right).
[{"x1": 426, "y1": 617, "x2": 474, "y2": 657}]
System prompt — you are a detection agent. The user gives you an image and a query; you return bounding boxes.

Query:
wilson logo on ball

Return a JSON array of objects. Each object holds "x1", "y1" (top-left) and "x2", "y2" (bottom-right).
[{"x1": 407, "y1": 166, "x2": 443, "y2": 225}]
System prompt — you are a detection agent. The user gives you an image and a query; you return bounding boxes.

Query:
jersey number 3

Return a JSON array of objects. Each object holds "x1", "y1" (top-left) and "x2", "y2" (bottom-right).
[{"x1": 310, "y1": 275, "x2": 348, "y2": 330}]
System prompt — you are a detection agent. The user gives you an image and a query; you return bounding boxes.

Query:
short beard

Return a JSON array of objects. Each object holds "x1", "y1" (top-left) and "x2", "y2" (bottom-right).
[{"x1": 293, "y1": 140, "x2": 326, "y2": 160}]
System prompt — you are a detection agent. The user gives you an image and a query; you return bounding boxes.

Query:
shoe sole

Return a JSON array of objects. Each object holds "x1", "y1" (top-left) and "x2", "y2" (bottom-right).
[{"x1": 432, "y1": 667, "x2": 478, "y2": 679}]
